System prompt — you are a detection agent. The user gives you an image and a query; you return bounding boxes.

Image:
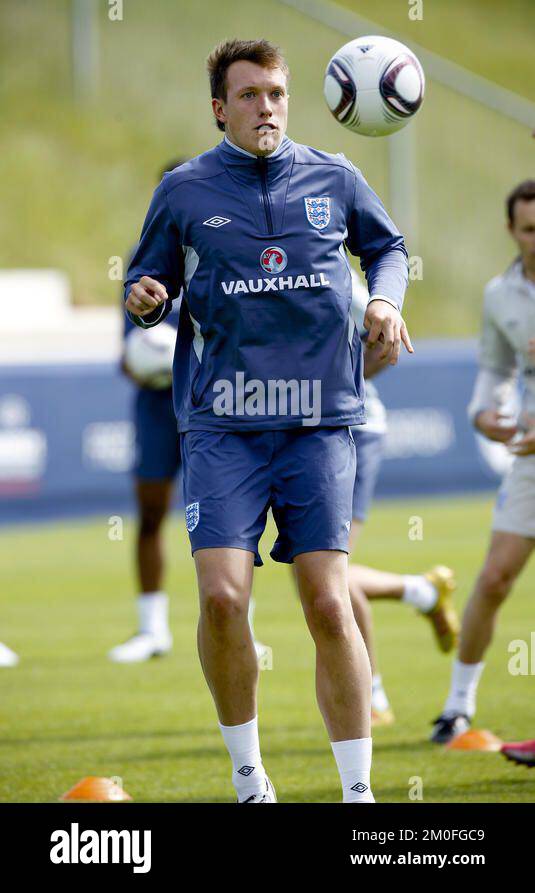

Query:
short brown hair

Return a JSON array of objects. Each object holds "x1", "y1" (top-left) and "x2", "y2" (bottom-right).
[
  {"x1": 206, "y1": 38, "x2": 289, "y2": 132},
  {"x1": 506, "y1": 179, "x2": 535, "y2": 225}
]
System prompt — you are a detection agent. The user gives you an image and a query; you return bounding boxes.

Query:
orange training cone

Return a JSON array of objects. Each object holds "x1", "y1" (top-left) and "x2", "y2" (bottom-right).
[
  {"x1": 61, "y1": 776, "x2": 132, "y2": 802},
  {"x1": 446, "y1": 729, "x2": 503, "y2": 752}
]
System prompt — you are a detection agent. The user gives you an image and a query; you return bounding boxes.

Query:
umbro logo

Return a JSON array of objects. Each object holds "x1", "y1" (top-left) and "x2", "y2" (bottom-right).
[
  {"x1": 350, "y1": 782, "x2": 368, "y2": 793},
  {"x1": 237, "y1": 765, "x2": 255, "y2": 777},
  {"x1": 203, "y1": 216, "x2": 231, "y2": 228}
]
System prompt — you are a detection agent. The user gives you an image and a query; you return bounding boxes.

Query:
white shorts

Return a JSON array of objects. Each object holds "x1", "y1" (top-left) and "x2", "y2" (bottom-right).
[{"x1": 493, "y1": 455, "x2": 535, "y2": 539}]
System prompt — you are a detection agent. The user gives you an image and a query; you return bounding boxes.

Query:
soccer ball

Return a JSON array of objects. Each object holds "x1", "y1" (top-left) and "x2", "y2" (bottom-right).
[
  {"x1": 124, "y1": 323, "x2": 176, "y2": 389},
  {"x1": 323, "y1": 35, "x2": 425, "y2": 137}
]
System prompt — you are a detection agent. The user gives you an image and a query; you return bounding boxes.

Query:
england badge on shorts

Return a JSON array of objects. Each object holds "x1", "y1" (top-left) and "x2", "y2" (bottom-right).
[
  {"x1": 186, "y1": 501, "x2": 199, "y2": 532},
  {"x1": 304, "y1": 196, "x2": 330, "y2": 230}
]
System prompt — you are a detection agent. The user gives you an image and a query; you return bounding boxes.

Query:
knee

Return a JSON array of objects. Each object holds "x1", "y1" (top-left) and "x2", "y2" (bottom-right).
[
  {"x1": 201, "y1": 582, "x2": 247, "y2": 630},
  {"x1": 478, "y1": 563, "x2": 516, "y2": 606},
  {"x1": 307, "y1": 592, "x2": 351, "y2": 640}
]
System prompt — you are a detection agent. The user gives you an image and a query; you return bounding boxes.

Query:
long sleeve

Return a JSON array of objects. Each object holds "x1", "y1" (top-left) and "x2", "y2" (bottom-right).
[
  {"x1": 124, "y1": 178, "x2": 184, "y2": 329},
  {"x1": 345, "y1": 165, "x2": 408, "y2": 312},
  {"x1": 467, "y1": 286, "x2": 518, "y2": 425},
  {"x1": 479, "y1": 286, "x2": 517, "y2": 376}
]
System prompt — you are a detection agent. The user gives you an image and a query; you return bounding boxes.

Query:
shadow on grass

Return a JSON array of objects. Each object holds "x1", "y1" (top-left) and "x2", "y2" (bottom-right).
[
  {"x1": 118, "y1": 747, "x2": 225, "y2": 763},
  {"x1": 0, "y1": 732, "x2": 456, "y2": 759},
  {"x1": 0, "y1": 728, "x2": 217, "y2": 747},
  {"x1": 372, "y1": 739, "x2": 432, "y2": 755}
]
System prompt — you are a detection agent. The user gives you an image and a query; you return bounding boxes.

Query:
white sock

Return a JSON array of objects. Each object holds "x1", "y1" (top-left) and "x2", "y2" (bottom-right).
[
  {"x1": 331, "y1": 737, "x2": 374, "y2": 803},
  {"x1": 137, "y1": 592, "x2": 169, "y2": 637},
  {"x1": 371, "y1": 675, "x2": 390, "y2": 713},
  {"x1": 219, "y1": 716, "x2": 267, "y2": 802},
  {"x1": 443, "y1": 659, "x2": 485, "y2": 719},
  {"x1": 402, "y1": 575, "x2": 437, "y2": 613}
]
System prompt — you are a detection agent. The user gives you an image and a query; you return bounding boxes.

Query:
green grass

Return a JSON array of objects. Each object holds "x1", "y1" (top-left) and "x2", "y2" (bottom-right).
[
  {"x1": 1, "y1": 494, "x2": 534, "y2": 803},
  {"x1": 1, "y1": 0, "x2": 533, "y2": 336}
]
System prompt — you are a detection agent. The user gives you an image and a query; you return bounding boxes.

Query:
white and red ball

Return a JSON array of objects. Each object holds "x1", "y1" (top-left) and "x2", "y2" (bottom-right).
[{"x1": 324, "y1": 35, "x2": 425, "y2": 137}]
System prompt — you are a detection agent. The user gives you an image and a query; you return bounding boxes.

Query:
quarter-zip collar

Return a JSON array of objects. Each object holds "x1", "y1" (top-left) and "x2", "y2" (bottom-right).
[
  {"x1": 222, "y1": 133, "x2": 291, "y2": 160},
  {"x1": 219, "y1": 133, "x2": 294, "y2": 182},
  {"x1": 218, "y1": 134, "x2": 295, "y2": 236}
]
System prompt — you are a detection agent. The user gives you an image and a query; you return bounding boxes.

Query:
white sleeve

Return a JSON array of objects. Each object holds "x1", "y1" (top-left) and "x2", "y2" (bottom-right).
[
  {"x1": 467, "y1": 284, "x2": 519, "y2": 425},
  {"x1": 479, "y1": 286, "x2": 516, "y2": 376}
]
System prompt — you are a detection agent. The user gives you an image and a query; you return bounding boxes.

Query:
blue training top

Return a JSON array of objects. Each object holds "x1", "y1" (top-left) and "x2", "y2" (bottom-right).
[{"x1": 124, "y1": 135, "x2": 408, "y2": 431}]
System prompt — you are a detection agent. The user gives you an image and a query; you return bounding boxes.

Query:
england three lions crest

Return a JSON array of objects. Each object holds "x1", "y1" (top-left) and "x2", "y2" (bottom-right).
[
  {"x1": 185, "y1": 502, "x2": 199, "y2": 532},
  {"x1": 304, "y1": 197, "x2": 330, "y2": 230}
]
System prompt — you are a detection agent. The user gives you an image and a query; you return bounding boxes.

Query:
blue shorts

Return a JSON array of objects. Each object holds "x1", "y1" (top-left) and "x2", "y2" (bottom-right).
[
  {"x1": 181, "y1": 427, "x2": 356, "y2": 566},
  {"x1": 133, "y1": 388, "x2": 181, "y2": 480},
  {"x1": 351, "y1": 429, "x2": 385, "y2": 522}
]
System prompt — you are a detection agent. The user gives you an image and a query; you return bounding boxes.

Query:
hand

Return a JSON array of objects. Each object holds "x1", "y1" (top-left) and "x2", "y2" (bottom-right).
[
  {"x1": 475, "y1": 410, "x2": 518, "y2": 443},
  {"x1": 363, "y1": 299, "x2": 413, "y2": 365},
  {"x1": 508, "y1": 429, "x2": 535, "y2": 456},
  {"x1": 363, "y1": 337, "x2": 390, "y2": 378},
  {"x1": 125, "y1": 276, "x2": 167, "y2": 316},
  {"x1": 508, "y1": 416, "x2": 535, "y2": 455}
]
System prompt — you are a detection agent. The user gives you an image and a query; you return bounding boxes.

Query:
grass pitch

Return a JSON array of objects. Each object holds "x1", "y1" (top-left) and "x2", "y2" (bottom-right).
[{"x1": 1, "y1": 494, "x2": 534, "y2": 803}]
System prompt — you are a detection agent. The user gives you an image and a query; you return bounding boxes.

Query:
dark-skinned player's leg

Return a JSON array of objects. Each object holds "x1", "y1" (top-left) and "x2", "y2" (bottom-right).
[
  {"x1": 108, "y1": 479, "x2": 174, "y2": 663},
  {"x1": 136, "y1": 478, "x2": 174, "y2": 592}
]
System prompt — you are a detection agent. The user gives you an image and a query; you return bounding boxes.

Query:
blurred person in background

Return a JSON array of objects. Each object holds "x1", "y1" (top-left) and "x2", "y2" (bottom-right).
[
  {"x1": 346, "y1": 269, "x2": 459, "y2": 726},
  {"x1": 501, "y1": 738, "x2": 535, "y2": 766},
  {"x1": 431, "y1": 179, "x2": 535, "y2": 744},
  {"x1": 110, "y1": 157, "x2": 268, "y2": 664},
  {"x1": 108, "y1": 159, "x2": 186, "y2": 664}
]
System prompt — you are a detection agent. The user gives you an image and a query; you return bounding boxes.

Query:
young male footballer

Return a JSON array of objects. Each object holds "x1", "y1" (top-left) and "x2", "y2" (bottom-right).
[
  {"x1": 124, "y1": 39, "x2": 411, "y2": 802},
  {"x1": 432, "y1": 180, "x2": 535, "y2": 744}
]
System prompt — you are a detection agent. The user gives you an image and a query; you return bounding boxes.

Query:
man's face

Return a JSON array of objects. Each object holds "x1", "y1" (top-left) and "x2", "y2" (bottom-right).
[
  {"x1": 212, "y1": 60, "x2": 288, "y2": 156},
  {"x1": 509, "y1": 199, "x2": 535, "y2": 265}
]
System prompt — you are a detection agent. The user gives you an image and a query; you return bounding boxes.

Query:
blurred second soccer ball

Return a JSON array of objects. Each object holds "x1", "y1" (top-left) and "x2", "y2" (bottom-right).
[{"x1": 124, "y1": 322, "x2": 176, "y2": 389}]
